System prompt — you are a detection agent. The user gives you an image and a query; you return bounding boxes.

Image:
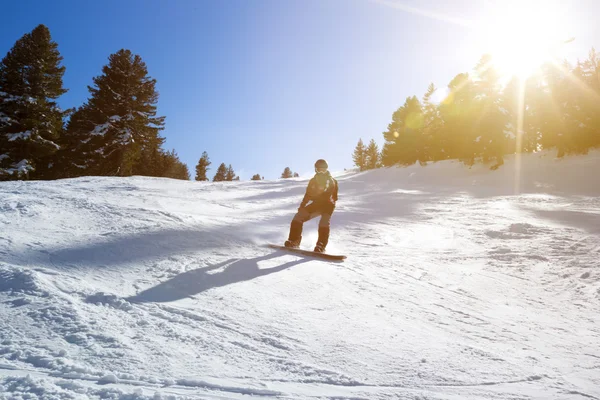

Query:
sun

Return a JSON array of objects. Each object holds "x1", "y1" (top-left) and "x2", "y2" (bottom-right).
[
  {"x1": 489, "y1": 35, "x2": 555, "y2": 79},
  {"x1": 476, "y1": 1, "x2": 573, "y2": 80}
]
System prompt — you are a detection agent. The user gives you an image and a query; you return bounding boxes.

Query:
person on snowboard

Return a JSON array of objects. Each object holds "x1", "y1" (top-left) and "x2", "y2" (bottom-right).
[{"x1": 284, "y1": 159, "x2": 338, "y2": 253}]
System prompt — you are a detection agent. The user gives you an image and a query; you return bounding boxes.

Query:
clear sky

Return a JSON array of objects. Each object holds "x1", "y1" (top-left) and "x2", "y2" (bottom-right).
[{"x1": 2, "y1": 0, "x2": 598, "y2": 179}]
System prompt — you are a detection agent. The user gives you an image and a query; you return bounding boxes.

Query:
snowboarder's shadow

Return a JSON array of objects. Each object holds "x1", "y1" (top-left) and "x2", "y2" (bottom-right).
[{"x1": 127, "y1": 252, "x2": 308, "y2": 303}]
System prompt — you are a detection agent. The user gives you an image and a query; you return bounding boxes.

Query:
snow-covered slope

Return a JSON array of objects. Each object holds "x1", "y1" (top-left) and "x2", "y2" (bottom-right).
[{"x1": 1, "y1": 151, "x2": 599, "y2": 399}]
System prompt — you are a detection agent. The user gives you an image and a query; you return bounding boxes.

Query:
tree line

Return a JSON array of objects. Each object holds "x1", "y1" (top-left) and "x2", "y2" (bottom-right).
[
  {"x1": 0, "y1": 25, "x2": 192, "y2": 181},
  {"x1": 352, "y1": 138, "x2": 381, "y2": 171},
  {"x1": 194, "y1": 151, "x2": 297, "y2": 182},
  {"x1": 0, "y1": 25, "x2": 307, "y2": 183},
  {"x1": 352, "y1": 49, "x2": 600, "y2": 171},
  {"x1": 194, "y1": 151, "x2": 239, "y2": 182}
]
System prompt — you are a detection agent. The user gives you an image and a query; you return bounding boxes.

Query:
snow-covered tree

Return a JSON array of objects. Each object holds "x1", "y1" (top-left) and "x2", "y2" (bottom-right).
[
  {"x1": 59, "y1": 49, "x2": 165, "y2": 177},
  {"x1": 195, "y1": 151, "x2": 211, "y2": 181},
  {"x1": 0, "y1": 24, "x2": 68, "y2": 180}
]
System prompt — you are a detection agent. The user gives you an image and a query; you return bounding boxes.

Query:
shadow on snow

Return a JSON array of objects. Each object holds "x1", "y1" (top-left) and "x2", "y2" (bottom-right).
[{"x1": 127, "y1": 252, "x2": 309, "y2": 303}]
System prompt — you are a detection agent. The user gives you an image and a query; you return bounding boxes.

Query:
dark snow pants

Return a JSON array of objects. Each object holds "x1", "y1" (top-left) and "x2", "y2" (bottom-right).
[{"x1": 288, "y1": 203, "x2": 333, "y2": 246}]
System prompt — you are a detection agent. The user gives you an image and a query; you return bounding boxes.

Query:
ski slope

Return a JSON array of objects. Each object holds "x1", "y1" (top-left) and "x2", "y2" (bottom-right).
[{"x1": 1, "y1": 151, "x2": 599, "y2": 399}]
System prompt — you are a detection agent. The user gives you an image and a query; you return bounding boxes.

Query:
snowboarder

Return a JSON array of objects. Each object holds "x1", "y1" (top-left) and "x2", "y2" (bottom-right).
[{"x1": 284, "y1": 159, "x2": 338, "y2": 253}]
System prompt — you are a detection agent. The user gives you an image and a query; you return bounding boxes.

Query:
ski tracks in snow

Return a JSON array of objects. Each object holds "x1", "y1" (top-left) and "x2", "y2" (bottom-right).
[{"x1": 1, "y1": 154, "x2": 600, "y2": 399}]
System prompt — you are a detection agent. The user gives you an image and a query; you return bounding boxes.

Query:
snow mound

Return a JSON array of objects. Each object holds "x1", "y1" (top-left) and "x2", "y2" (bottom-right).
[
  {"x1": 0, "y1": 375, "x2": 160, "y2": 400},
  {"x1": 85, "y1": 293, "x2": 133, "y2": 311},
  {"x1": 0, "y1": 266, "x2": 49, "y2": 296}
]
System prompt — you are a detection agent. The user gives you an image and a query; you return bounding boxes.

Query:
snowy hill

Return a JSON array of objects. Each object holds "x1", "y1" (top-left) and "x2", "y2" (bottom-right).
[{"x1": 1, "y1": 151, "x2": 599, "y2": 399}]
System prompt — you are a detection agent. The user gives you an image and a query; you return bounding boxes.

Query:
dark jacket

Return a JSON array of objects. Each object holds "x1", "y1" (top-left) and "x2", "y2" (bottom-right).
[{"x1": 300, "y1": 172, "x2": 338, "y2": 214}]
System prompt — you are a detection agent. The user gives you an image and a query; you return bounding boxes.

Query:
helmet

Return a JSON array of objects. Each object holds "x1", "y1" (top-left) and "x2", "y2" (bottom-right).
[{"x1": 314, "y1": 159, "x2": 328, "y2": 169}]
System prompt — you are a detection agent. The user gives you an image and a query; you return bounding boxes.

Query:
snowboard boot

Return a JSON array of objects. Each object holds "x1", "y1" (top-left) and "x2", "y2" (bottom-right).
[
  {"x1": 285, "y1": 220, "x2": 303, "y2": 248},
  {"x1": 285, "y1": 236, "x2": 302, "y2": 249},
  {"x1": 314, "y1": 226, "x2": 330, "y2": 253}
]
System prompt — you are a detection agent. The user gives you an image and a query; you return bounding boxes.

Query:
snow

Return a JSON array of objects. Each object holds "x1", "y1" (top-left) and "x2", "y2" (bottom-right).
[
  {"x1": 7, "y1": 130, "x2": 33, "y2": 141},
  {"x1": 0, "y1": 112, "x2": 13, "y2": 124},
  {"x1": 2, "y1": 159, "x2": 33, "y2": 175},
  {"x1": 0, "y1": 91, "x2": 36, "y2": 103},
  {"x1": 90, "y1": 122, "x2": 111, "y2": 136},
  {"x1": 90, "y1": 116, "x2": 131, "y2": 142},
  {"x1": 0, "y1": 150, "x2": 599, "y2": 399}
]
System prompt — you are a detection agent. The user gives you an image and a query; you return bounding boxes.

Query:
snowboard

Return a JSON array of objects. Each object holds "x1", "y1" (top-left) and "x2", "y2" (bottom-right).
[{"x1": 267, "y1": 244, "x2": 346, "y2": 261}]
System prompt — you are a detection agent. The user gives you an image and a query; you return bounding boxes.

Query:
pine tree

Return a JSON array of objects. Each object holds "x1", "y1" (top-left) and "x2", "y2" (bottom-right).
[
  {"x1": 293, "y1": 172, "x2": 299, "y2": 177},
  {"x1": 421, "y1": 83, "x2": 444, "y2": 162},
  {"x1": 225, "y1": 164, "x2": 236, "y2": 181},
  {"x1": 569, "y1": 49, "x2": 600, "y2": 152},
  {"x1": 0, "y1": 24, "x2": 68, "y2": 180},
  {"x1": 132, "y1": 133, "x2": 164, "y2": 177},
  {"x1": 472, "y1": 55, "x2": 508, "y2": 168},
  {"x1": 438, "y1": 73, "x2": 477, "y2": 164},
  {"x1": 382, "y1": 96, "x2": 424, "y2": 166},
  {"x1": 251, "y1": 174, "x2": 261, "y2": 180},
  {"x1": 195, "y1": 151, "x2": 211, "y2": 181},
  {"x1": 281, "y1": 167, "x2": 293, "y2": 178},
  {"x1": 60, "y1": 49, "x2": 165, "y2": 177},
  {"x1": 160, "y1": 149, "x2": 189, "y2": 180},
  {"x1": 213, "y1": 163, "x2": 227, "y2": 181},
  {"x1": 352, "y1": 138, "x2": 367, "y2": 171},
  {"x1": 365, "y1": 139, "x2": 380, "y2": 170}
]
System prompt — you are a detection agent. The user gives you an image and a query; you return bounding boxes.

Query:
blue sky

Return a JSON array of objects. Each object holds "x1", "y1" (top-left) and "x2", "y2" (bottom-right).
[{"x1": 2, "y1": 0, "x2": 598, "y2": 179}]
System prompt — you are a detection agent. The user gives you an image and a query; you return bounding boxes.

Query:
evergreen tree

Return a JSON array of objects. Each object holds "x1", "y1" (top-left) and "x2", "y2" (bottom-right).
[
  {"x1": 382, "y1": 96, "x2": 424, "y2": 166},
  {"x1": 365, "y1": 139, "x2": 380, "y2": 169},
  {"x1": 225, "y1": 164, "x2": 236, "y2": 181},
  {"x1": 421, "y1": 83, "x2": 444, "y2": 162},
  {"x1": 60, "y1": 49, "x2": 165, "y2": 177},
  {"x1": 0, "y1": 24, "x2": 68, "y2": 180},
  {"x1": 568, "y1": 49, "x2": 600, "y2": 152},
  {"x1": 293, "y1": 172, "x2": 300, "y2": 177},
  {"x1": 438, "y1": 73, "x2": 478, "y2": 164},
  {"x1": 281, "y1": 167, "x2": 293, "y2": 178},
  {"x1": 251, "y1": 174, "x2": 261, "y2": 180},
  {"x1": 213, "y1": 163, "x2": 227, "y2": 181},
  {"x1": 195, "y1": 151, "x2": 211, "y2": 181},
  {"x1": 472, "y1": 55, "x2": 508, "y2": 168},
  {"x1": 352, "y1": 138, "x2": 367, "y2": 171},
  {"x1": 132, "y1": 133, "x2": 164, "y2": 177},
  {"x1": 375, "y1": 46, "x2": 600, "y2": 170},
  {"x1": 160, "y1": 149, "x2": 189, "y2": 180}
]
